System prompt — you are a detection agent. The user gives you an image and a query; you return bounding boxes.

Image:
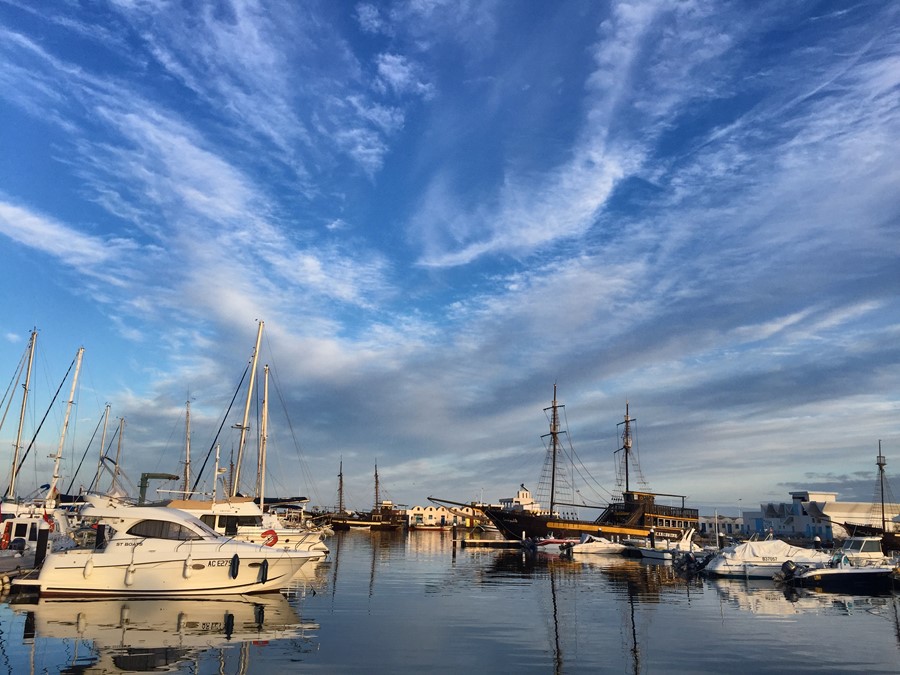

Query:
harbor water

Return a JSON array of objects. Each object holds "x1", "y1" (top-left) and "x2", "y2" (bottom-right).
[{"x1": 1, "y1": 530, "x2": 899, "y2": 673}]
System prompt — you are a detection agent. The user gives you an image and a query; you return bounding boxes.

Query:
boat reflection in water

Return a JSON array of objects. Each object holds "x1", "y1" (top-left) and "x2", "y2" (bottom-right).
[
  {"x1": 710, "y1": 576, "x2": 900, "y2": 617},
  {"x1": 12, "y1": 592, "x2": 318, "y2": 672}
]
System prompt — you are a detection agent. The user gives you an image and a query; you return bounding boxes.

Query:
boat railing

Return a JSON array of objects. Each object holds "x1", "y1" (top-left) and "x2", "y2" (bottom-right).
[{"x1": 652, "y1": 504, "x2": 700, "y2": 519}]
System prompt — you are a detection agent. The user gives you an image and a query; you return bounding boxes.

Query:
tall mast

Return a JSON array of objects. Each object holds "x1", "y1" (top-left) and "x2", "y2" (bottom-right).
[
  {"x1": 7, "y1": 329, "x2": 37, "y2": 501},
  {"x1": 111, "y1": 417, "x2": 125, "y2": 495},
  {"x1": 337, "y1": 462, "x2": 343, "y2": 512},
  {"x1": 47, "y1": 346, "x2": 84, "y2": 506},
  {"x1": 213, "y1": 443, "x2": 222, "y2": 504},
  {"x1": 621, "y1": 402, "x2": 633, "y2": 493},
  {"x1": 91, "y1": 404, "x2": 111, "y2": 493},
  {"x1": 877, "y1": 442, "x2": 886, "y2": 532},
  {"x1": 232, "y1": 320, "x2": 264, "y2": 497},
  {"x1": 547, "y1": 384, "x2": 560, "y2": 515},
  {"x1": 183, "y1": 399, "x2": 191, "y2": 499},
  {"x1": 374, "y1": 464, "x2": 380, "y2": 510},
  {"x1": 257, "y1": 364, "x2": 269, "y2": 507}
]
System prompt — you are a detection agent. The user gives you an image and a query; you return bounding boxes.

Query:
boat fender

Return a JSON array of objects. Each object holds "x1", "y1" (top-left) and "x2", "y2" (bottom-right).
[
  {"x1": 183, "y1": 554, "x2": 193, "y2": 579},
  {"x1": 83, "y1": 558, "x2": 94, "y2": 578},
  {"x1": 125, "y1": 562, "x2": 136, "y2": 586},
  {"x1": 229, "y1": 554, "x2": 240, "y2": 579},
  {"x1": 257, "y1": 559, "x2": 269, "y2": 584},
  {"x1": 262, "y1": 529, "x2": 278, "y2": 547},
  {"x1": 224, "y1": 612, "x2": 235, "y2": 640}
]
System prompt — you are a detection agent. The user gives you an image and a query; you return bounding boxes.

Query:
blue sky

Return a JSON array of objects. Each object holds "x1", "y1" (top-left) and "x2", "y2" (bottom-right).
[{"x1": 1, "y1": 1, "x2": 898, "y2": 515}]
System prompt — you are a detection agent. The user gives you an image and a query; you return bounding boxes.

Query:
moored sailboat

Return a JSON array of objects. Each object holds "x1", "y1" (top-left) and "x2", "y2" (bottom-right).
[{"x1": 331, "y1": 464, "x2": 404, "y2": 531}]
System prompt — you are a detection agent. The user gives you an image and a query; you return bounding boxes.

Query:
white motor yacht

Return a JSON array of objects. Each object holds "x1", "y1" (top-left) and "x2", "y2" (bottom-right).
[{"x1": 12, "y1": 501, "x2": 319, "y2": 597}]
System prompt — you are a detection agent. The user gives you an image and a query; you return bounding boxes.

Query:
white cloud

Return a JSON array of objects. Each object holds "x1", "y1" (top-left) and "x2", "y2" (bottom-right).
[
  {"x1": 375, "y1": 53, "x2": 434, "y2": 99},
  {"x1": 0, "y1": 200, "x2": 127, "y2": 271}
]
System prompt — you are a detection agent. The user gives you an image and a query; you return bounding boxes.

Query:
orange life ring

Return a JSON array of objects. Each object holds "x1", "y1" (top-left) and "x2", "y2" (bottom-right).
[
  {"x1": 261, "y1": 529, "x2": 278, "y2": 546},
  {"x1": 0, "y1": 522, "x2": 10, "y2": 550}
]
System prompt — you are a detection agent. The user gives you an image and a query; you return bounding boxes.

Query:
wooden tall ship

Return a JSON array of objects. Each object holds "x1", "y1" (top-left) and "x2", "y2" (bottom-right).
[
  {"x1": 840, "y1": 445, "x2": 900, "y2": 553},
  {"x1": 330, "y1": 463, "x2": 405, "y2": 531},
  {"x1": 479, "y1": 386, "x2": 698, "y2": 542}
]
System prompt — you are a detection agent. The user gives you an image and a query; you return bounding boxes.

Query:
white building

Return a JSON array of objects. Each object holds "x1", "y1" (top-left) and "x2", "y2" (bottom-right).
[
  {"x1": 498, "y1": 485, "x2": 543, "y2": 513},
  {"x1": 739, "y1": 490, "x2": 900, "y2": 544},
  {"x1": 698, "y1": 514, "x2": 742, "y2": 540},
  {"x1": 407, "y1": 504, "x2": 477, "y2": 528}
]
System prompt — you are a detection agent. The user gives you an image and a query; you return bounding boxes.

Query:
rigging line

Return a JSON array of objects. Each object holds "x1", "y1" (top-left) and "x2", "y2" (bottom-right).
[
  {"x1": 562, "y1": 428, "x2": 614, "y2": 498},
  {"x1": 558, "y1": 406, "x2": 614, "y2": 501},
  {"x1": 269, "y1": 364, "x2": 322, "y2": 505},
  {"x1": 0, "y1": 345, "x2": 28, "y2": 435},
  {"x1": 89, "y1": 423, "x2": 120, "y2": 492},
  {"x1": 190, "y1": 363, "x2": 250, "y2": 495},
  {"x1": 64, "y1": 410, "x2": 106, "y2": 495},
  {"x1": 12, "y1": 350, "x2": 77, "y2": 482}
]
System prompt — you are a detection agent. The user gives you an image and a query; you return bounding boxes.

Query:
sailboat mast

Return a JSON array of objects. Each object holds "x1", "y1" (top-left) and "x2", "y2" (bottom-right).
[
  {"x1": 183, "y1": 399, "x2": 191, "y2": 499},
  {"x1": 111, "y1": 417, "x2": 125, "y2": 494},
  {"x1": 337, "y1": 460, "x2": 345, "y2": 513},
  {"x1": 8, "y1": 329, "x2": 37, "y2": 500},
  {"x1": 213, "y1": 443, "x2": 222, "y2": 504},
  {"x1": 257, "y1": 365, "x2": 269, "y2": 509},
  {"x1": 877, "y1": 442, "x2": 886, "y2": 532},
  {"x1": 90, "y1": 404, "x2": 111, "y2": 492},
  {"x1": 47, "y1": 346, "x2": 84, "y2": 505},
  {"x1": 232, "y1": 320, "x2": 264, "y2": 497}
]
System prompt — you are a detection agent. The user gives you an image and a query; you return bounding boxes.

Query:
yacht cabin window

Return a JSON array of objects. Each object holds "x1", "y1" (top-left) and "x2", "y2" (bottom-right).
[{"x1": 127, "y1": 519, "x2": 202, "y2": 541}]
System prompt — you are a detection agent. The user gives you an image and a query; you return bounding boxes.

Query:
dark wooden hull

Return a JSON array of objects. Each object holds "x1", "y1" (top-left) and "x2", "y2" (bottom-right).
[
  {"x1": 482, "y1": 490, "x2": 698, "y2": 542},
  {"x1": 480, "y1": 508, "x2": 686, "y2": 542}
]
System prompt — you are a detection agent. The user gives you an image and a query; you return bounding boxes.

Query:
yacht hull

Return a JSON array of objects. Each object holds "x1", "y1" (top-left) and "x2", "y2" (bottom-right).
[{"x1": 23, "y1": 545, "x2": 312, "y2": 597}]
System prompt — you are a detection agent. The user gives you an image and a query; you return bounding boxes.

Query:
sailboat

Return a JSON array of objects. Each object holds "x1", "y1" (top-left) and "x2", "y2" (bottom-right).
[
  {"x1": 330, "y1": 464, "x2": 404, "y2": 531},
  {"x1": 0, "y1": 332, "x2": 82, "y2": 556},
  {"x1": 478, "y1": 386, "x2": 698, "y2": 543},
  {"x1": 165, "y1": 324, "x2": 329, "y2": 556}
]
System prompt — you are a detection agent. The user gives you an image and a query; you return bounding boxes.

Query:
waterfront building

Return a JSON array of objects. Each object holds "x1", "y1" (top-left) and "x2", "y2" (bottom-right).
[
  {"x1": 739, "y1": 490, "x2": 900, "y2": 543},
  {"x1": 698, "y1": 514, "x2": 742, "y2": 540}
]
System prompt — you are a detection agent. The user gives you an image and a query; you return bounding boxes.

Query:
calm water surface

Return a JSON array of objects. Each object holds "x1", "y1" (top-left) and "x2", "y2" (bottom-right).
[{"x1": 1, "y1": 530, "x2": 899, "y2": 673}]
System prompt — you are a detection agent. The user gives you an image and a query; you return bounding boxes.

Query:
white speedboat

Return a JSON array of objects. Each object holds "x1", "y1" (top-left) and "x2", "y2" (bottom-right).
[
  {"x1": 636, "y1": 528, "x2": 700, "y2": 561},
  {"x1": 564, "y1": 534, "x2": 626, "y2": 555},
  {"x1": 780, "y1": 551, "x2": 898, "y2": 594},
  {"x1": 702, "y1": 538, "x2": 831, "y2": 579},
  {"x1": 837, "y1": 535, "x2": 890, "y2": 565},
  {"x1": 12, "y1": 501, "x2": 319, "y2": 597}
]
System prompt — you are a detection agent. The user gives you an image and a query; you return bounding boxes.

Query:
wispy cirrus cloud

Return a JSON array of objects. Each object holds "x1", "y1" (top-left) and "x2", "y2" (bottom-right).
[{"x1": 0, "y1": 200, "x2": 138, "y2": 285}]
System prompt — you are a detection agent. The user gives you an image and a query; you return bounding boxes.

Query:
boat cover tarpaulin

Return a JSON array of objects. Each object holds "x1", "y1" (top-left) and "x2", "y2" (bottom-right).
[{"x1": 724, "y1": 539, "x2": 830, "y2": 564}]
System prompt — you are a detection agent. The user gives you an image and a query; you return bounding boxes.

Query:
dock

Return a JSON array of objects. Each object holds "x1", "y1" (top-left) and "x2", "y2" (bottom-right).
[{"x1": 455, "y1": 537, "x2": 521, "y2": 549}]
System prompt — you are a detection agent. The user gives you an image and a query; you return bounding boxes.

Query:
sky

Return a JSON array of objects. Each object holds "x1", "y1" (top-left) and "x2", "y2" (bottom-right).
[{"x1": 0, "y1": 0, "x2": 898, "y2": 517}]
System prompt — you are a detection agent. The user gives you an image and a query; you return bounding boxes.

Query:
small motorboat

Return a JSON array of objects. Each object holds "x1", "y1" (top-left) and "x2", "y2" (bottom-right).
[
  {"x1": 702, "y1": 538, "x2": 832, "y2": 579},
  {"x1": 779, "y1": 552, "x2": 898, "y2": 594},
  {"x1": 561, "y1": 534, "x2": 626, "y2": 555}
]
